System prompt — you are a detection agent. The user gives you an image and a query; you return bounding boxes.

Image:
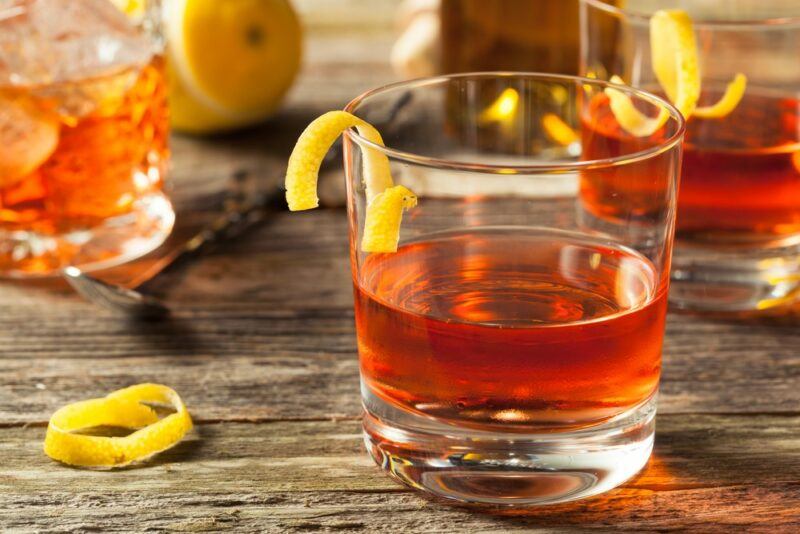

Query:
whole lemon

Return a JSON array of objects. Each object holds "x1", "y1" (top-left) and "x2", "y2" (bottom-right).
[{"x1": 164, "y1": 0, "x2": 302, "y2": 134}]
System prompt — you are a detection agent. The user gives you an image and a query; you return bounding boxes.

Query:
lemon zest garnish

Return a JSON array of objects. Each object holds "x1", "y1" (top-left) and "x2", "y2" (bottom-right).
[
  {"x1": 542, "y1": 113, "x2": 579, "y2": 146},
  {"x1": 650, "y1": 10, "x2": 701, "y2": 119},
  {"x1": 694, "y1": 73, "x2": 748, "y2": 118},
  {"x1": 605, "y1": 76, "x2": 670, "y2": 137},
  {"x1": 478, "y1": 88, "x2": 519, "y2": 124},
  {"x1": 286, "y1": 111, "x2": 392, "y2": 211},
  {"x1": 361, "y1": 186, "x2": 417, "y2": 253},
  {"x1": 44, "y1": 384, "x2": 192, "y2": 469},
  {"x1": 606, "y1": 9, "x2": 747, "y2": 137},
  {"x1": 285, "y1": 111, "x2": 416, "y2": 253}
]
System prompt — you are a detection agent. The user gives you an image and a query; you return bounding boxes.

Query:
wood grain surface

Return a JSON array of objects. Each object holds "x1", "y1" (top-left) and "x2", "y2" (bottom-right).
[{"x1": 2, "y1": 3, "x2": 799, "y2": 532}]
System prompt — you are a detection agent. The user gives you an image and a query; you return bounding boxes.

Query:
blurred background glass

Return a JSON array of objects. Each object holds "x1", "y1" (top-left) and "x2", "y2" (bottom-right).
[
  {"x1": 581, "y1": 0, "x2": 800, "y2": 313},
  {"x1": 441, "y1": 0, "x2": 580, "y2": 75}
]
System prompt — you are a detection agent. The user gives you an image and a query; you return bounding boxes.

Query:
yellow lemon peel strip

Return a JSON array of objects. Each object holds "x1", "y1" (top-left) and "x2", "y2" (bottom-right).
[
  {"x1": 605, "y1": 75, "x2": 670, "y2": 137},
  {"x1": 285, "y1": 110, "x2": 416, "y2": 253},
  {"x1": 44, "y1": 384, "x2": 193, "y2": 469},
  {"x1": 607, "y1": 9, "x2": 746, "y2": 137},
  {"x1": 694, "y1": 73, "x2": 748, "y2": 118},
  {"x1": 362, "y1": 186, "x2": 417, "y2": 253},
  {"x1": 542, "y1": 113, "x2": 579, "y2": 146},
  {"x1": 286, "y1": 111, "x2": 393, "y2": 210},
  {"x1": 478, "y1": 88, "x2": 519, "y2": 124},
  {"x1": 649, "y1": 10, "x2": 700, "y2": 114}
]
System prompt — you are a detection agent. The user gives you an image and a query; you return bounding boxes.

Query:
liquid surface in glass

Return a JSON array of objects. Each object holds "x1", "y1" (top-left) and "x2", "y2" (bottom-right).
[{"x1": 355, "y1": 228, "x2": 666, "y2": 430}]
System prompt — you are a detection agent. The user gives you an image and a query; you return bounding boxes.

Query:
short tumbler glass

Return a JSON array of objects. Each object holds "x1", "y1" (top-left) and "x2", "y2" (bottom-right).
[
  {"x1": 0, "y1": 0, "x2": 173, "y2": 277},
  {"x1": 581, "y1": 0, "x2": 800, "y2": 313},
  {"x1": 343, "y1": 73, "x2": 683, "y2": 505}
]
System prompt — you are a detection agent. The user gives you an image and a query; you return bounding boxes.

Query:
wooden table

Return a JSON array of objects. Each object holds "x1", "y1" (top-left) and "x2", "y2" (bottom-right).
[{"x1": 3, "y1": 4, "x2": 800, "y2": 532}]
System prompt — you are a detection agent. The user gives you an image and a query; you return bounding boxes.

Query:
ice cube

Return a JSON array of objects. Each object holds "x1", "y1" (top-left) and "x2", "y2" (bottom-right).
[
  {"x1": 32, "y1": 67, "x2": 141, "y2": 120},
  {"x1": 0, "y1": 0, "x2": 152, "y2": 116},
  {"x1": 0, "y1": 93, "x2": 60, "y2": 188}
]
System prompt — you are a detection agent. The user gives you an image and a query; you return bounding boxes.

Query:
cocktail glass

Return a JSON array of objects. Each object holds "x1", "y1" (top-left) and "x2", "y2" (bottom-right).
[
  {"x1": 581, "y1": 0, "x2": 800, "y2": 312},
  {"x1": 0, "y1": 0, "x2": 172, "y2": 277},
  {"x1": 343, "y1": 73, "x2": 683, "y2": 505}
]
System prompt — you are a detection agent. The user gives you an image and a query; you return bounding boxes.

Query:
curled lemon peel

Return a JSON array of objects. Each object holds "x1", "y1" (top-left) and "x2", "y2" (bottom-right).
[
  {"x1": 285, "y1": 110, "x2": 416, "y2": 253},
  {"x1": 650, "y1": 10, "x2": 700, "y2": 115},
  {"x1": 478, "y1": 88, "x2": 519, "y2": 124},
  {"x1": 605, "y1": 75, "x2": 670, "y2": 137},
  {"x1": 362, "y1": 186, "x2": 417, "y2": 253},
  {"x1": 44, "y1": 384, "x2": 193, "y2": 469},
  {"x1": 607, "y1": 9, "x2": 747, "y2": 137},
  {"x1": 694, "y1": 73, "x2": 748, "y2": 119},
  {"x1": 542, "y1": 113, "x2": 579, "y2": 146}
]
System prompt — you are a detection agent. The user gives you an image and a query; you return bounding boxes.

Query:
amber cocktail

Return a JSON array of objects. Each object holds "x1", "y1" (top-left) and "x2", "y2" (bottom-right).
[
  {"x1": 356, "y1": 229, "x2": 666, "y2": 429},
  {"x1": 0, "y1": 0, "x2": 173, "y2": 276},
  {"x1": 343, "y1": 73, "x2": 683, "y2": 505}
]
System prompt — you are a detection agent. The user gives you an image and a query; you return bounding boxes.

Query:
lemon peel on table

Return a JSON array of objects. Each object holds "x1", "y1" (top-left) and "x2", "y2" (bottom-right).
[
  {"x1": 44, "y1": 384, "x2": 192, "y2": 469},
  {"x1": 606, "y1": 9, "x2": 747, "y2": 137},
  {"x1": 285, "y1": 111, "x2": 416, "y2": 253}
]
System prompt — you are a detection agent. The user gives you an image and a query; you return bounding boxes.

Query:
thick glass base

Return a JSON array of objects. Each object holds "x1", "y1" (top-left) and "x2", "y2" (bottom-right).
[
  {"x1": 362, "y1": 385, "x2": 656, "y2": 506},
  {"x1": 0, "y1": 193, "x2": 174, "y2": 278},
  {"x1": 670, "y1": 240, "x2": 800, "y2": 313}
]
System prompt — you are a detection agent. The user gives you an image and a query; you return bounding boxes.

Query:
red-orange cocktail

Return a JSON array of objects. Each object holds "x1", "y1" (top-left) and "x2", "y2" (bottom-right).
[
  {"x1": 680, "y1": 92, "x2": 800, "y2": 241},
  {"x1": 581, "y1": 93, "x2": 800, "y2": 242},
  {"x1": 580, "y1": 0, "x2": 800, "y2": 312},
  {"x1": 343, "y1": 74, "x2": 682, "y2": 505},
  {"x1": 356, "y1": 229, "x2": 665, "y2": 430}
]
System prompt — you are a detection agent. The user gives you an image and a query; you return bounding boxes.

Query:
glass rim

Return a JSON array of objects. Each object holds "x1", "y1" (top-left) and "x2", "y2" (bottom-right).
[
  {"x1": 581, "y1": 0, "x2": 800, "y2": 27},
  {"x1": 343, "y1": 72, "x2": 685, "y2": 174}
]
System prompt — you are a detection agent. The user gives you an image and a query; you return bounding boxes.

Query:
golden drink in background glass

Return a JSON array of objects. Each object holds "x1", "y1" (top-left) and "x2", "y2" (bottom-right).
[
  {"x1": 441, "y1": 0, "x2": 581, "y2": 75},
  {"x1": 0, "y1": 0, "x2": 173, "y2": 277}
]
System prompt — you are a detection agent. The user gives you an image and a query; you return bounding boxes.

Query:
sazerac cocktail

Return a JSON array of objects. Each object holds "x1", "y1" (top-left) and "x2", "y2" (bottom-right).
[{"x1": 286, "y1": 74, "x2": 683, "y2": 505}]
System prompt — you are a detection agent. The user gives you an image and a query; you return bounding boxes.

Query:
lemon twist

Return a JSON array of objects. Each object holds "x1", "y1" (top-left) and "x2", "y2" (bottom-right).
[
  {"x1": 362, "y1": 186, "x2": 418, "y2": 253},
  {"x1": 44, "y1": 384, "x2": 192, "y2": 469},
  {"x1": 542, "y1": 113, "x2": 579, "y2": 146},
  {"x1": 606, "y1": 9, "x2": 747, "y2": 137},
  {"x1": 693, "y1": 73, "x2": 748, "y2": 119},
  {"x1": 285, "y1": 111, "x2": 416, "y2": 253}
]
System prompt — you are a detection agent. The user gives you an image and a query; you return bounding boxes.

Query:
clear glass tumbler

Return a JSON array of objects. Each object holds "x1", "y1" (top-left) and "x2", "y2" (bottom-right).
[
  {"x1": 581, "y1": 0, "x2": 800, "y2": 312},
  {"x1": 0, "y1": 0, "x2": 173, "y2": 277},
  {"x1": 343, "y1": 73, "x2": 683, "y2": 505}
]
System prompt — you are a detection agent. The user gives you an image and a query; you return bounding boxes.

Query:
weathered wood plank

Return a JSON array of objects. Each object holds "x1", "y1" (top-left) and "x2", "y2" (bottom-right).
[
  {"x1": 4, "y1": 486, "x2": 800, "y2": 533},
  {"x1": 0, "y1": 316, "x2": 799, "y2": 425},
  {"x1": 2, "y1": 415, "x2": 799, "y2": 532},
  {"x1": 2, "y1": 4, "x2": 799, "y2": 531},
  {"x1": 0, "y1": 207, "x2": 798, "y2": 424}
]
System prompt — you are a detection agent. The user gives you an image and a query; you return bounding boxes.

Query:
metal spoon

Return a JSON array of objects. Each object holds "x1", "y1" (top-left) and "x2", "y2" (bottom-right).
[{"x1": 63, "y1": 187, "x2": 284, "y2": 319}]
